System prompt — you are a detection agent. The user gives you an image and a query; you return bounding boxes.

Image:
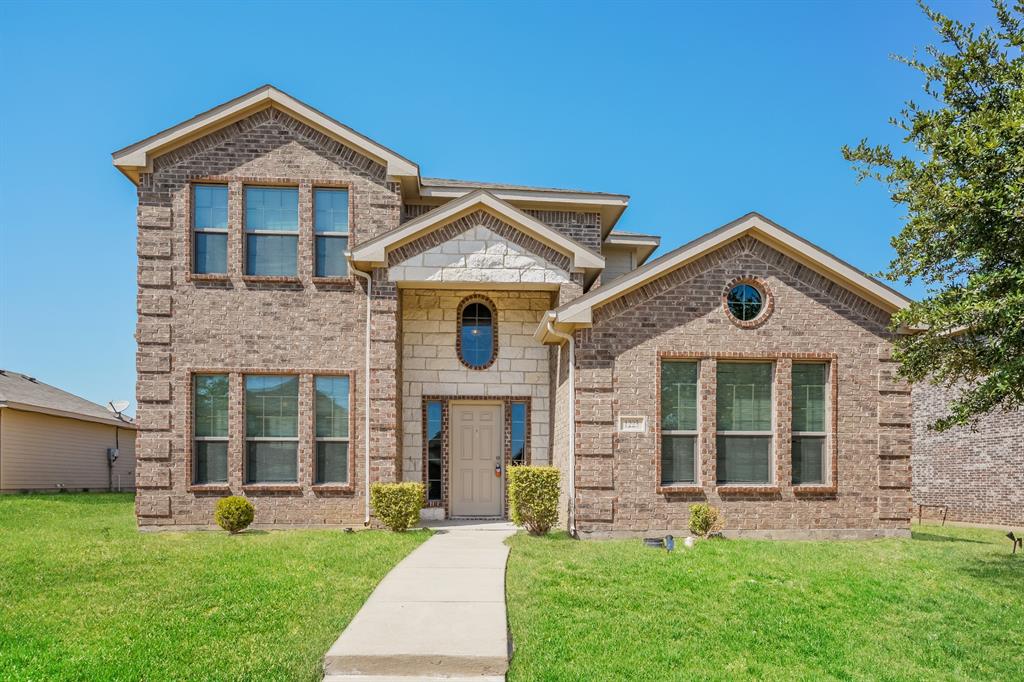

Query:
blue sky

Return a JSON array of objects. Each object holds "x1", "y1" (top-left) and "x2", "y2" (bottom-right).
[{"x1": 0, "y1": 0, "x2": 996, "y2": 413}]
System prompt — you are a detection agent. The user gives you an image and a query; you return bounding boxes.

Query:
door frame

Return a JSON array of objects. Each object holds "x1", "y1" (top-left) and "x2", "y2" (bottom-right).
[
  {"x1": 420, "y1": 395, "x2": 532, "y2": 520},
  {"x1": 449, "y1": 400, "x2": 504, "y2": 518}
]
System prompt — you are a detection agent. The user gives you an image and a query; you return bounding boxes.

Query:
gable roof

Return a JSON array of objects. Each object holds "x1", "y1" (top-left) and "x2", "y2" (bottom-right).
[
  {"x1": 0, "y1": 370, "x2": 136, "y2": 428},
  {"x1": 112, "y1": 85, "x2": 419, "y2": 183},
  {"x1": 349, "y1": 189, "x2": 605, "y2": 271},
  {"x1": 538, "y1": 212, "x2": 911, "y2": 336}
]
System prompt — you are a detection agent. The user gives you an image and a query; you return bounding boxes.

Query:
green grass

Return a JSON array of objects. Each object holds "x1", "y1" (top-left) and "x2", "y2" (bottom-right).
[
  {"x1": 506, "y1": 525, "x2": 1024, "y2": 681},
  {"x1": 0, "y1": 494, "x2": 427, "y2": 681}
]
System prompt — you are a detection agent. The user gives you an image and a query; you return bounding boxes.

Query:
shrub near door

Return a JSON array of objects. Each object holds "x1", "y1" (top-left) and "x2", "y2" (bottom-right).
[
  {"x1": 370, "y1": 482, "x2": 424, "y2": 531},
  {"x1": 508, "y1": 466, "x2": 560, "y2": 535}
]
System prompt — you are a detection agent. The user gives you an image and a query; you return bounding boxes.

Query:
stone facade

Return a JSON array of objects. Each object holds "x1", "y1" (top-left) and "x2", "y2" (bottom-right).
[
  {"x1": 400, "y1": 288, "x2": 556, "y2": 517},
  {"x1": 912, "y1": 382, "x2": 1024, "y2": 526},
  {"x1": 573, "y1": 236, "x2": 913, "y2": 538}
]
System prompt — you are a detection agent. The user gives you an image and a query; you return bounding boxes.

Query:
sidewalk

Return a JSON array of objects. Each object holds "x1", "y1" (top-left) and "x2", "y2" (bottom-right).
[{"x1": 324, "y1": 521, "x2": 516, "y2": 681}]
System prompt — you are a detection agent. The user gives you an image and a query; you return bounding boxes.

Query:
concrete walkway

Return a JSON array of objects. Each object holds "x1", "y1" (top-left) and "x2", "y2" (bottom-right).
[{"x1": 324, "y1": 521, "x2": 516, "y2": 681}]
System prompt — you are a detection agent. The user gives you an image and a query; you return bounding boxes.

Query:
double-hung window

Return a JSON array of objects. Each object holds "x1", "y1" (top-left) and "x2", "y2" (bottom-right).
[
  {"x1": 426, "y1": 400, "x2": 443, "y2": 502},
  {"x1": 193, "y1": 185, "x2": 228, "y2": 274},
  {"x1": 660, "y1": 360, "x2": 699, "y2": 485},
  {"x1": 315, "y1": 376, "x2": 350, "y2": 484},
  {"x1": 716, "y1": 362, "x2": 773, "y2": 484},
  {"x1": 792, "y1": 363, "x2": 828, "y2": 484},
  {"x1": 245, "y1": 375, "x2": 299, "y2": 483},
  {"x1": 511, "y1": 401, "x2": 527, "y2": 466},
  {"x1": 193, "y1": 374, "x2": 229, "y2": 484},
  {"x1": 314, "y1": 188, "x2": 349, "y2": 277},
  {"x1": 245, "y1": 187, "x2": 298, "y2": 276}
]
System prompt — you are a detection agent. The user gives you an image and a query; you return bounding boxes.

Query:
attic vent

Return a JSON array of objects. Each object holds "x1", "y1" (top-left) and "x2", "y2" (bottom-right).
[
  {"x1": 617, "y1": 415, "x2": 647, "y2": 433},
  {"x1": 24, "y1": 375, "x2": 38, "y2": 383}
]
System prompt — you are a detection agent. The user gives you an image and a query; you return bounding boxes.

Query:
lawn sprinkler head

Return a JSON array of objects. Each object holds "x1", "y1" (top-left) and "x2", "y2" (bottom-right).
[{"x1": 1007, "y1": 531, "x2": 1022, "y2": 554}]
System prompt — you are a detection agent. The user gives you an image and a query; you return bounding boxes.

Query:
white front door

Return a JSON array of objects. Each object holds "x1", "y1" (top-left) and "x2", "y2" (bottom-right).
[{"x1": 450, "y1": 403, "x2": 503, "y2": 517}]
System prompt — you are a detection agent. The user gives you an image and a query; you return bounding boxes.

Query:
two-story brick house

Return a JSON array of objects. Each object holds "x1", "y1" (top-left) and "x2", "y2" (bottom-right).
[{"x1": 115, "y1": 85, "x2": 914, "y2": 538}]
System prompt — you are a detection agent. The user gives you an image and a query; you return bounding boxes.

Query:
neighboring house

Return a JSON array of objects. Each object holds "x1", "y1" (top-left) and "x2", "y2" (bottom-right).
[
  {"x1": 913, "y1": 383, "x2": 1023, "y2": 526},
  {"x1": 115, "y1": 85, "x2": 914, "y2": 537},
  {"x1": 0, "y1": 370, "x2": 136, "y2": 492}
]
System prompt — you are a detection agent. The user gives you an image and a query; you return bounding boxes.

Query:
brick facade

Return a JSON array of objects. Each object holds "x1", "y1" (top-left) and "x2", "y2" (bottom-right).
[
  {"x1": 128, "y1": 94, "x2": 921, "y2": 538},
  {"x1": 912, "y1": 382, "x2": 1024, "y2": 526},
  {"x1": 134, "y1": 108, "x2": 401, "y2": 528},
  {"x1": 573, "y1": 236, "x2": 913, "y2": 538}
]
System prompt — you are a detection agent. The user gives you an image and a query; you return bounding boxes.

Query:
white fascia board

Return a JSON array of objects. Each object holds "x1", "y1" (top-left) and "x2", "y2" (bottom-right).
[
  {"x1": 556, "y1": 214, "x2": 911, "y2": 325},
  {"x1": 419, "y1": 185, "x2": 629, "y2": 208},
  {"x1": 112, "y1": 86, "x2": 418, "y2": 181},
  {"x1": 351, "y1": 190, "x2": 604, "y2": 269}
]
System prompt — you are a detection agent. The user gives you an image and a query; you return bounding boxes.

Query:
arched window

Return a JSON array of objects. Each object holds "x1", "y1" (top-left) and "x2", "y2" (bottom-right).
[{"x1": 458, "y1": 299, "x2": 496, "y2": 369}]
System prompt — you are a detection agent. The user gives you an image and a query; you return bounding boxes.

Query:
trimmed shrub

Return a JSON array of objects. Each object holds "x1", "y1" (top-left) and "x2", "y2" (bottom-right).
[
  {"x1": 370, "y1": 482, "x2": 424, "y2": 532},
  {"x1": 688, "y1": 503, "x2": 722, "y2": 538},
  {"x1": 214, "y1": 496, "x2": 255, "y2": 534},
  {"x1": 508, "y1": 466, "x2": 560, "y2": 536}
]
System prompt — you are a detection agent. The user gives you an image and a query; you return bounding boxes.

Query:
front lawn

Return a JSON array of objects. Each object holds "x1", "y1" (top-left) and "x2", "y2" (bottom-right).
[
  {"x1": 0, "y1": 494, "x2": 427, "y2": 681},
  {"x1": 506, "y1": 525, "x2": 1023, "y2": 681}
]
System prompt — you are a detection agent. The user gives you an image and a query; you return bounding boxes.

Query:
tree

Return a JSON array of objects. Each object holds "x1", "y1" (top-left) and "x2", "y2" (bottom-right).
[{"x1": 842, "y1": 1, "x2": 1024, "y2": 430}]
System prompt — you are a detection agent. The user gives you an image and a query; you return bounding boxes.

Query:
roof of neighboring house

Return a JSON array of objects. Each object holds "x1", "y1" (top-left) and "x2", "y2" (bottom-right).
[
  {"x1": 0, "y1": 370, "x2": 135, "y2": 429},
  {"x1": 536, "y1": 212, "x2": 913, "y2": 340}
]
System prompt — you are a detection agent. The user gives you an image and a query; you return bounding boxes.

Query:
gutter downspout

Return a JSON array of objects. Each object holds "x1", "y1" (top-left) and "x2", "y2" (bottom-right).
[
  {"x1": 545, "y1": 315, "x2": 577, "y2": 539},
  {"x1": 348, "y1": 256, "x2": 373, "y2": 527}
]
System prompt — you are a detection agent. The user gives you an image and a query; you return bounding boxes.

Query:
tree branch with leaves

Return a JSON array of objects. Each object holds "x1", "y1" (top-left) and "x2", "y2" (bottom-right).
[{"x1": 843, "y1": 0, "x2": 1024, "y2": 430}]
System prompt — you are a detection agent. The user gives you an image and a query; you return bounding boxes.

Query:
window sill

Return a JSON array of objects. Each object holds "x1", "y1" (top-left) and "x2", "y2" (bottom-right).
[
  {"x1": 242, "y1": 275, "x2": 301, "y2": 285},
  {"x1": 716, "y1": 485, "x2": 781, "y2": 495},
  {"x1": 311, "y1": 276, "x2": 353, "y2": 287},
  {"x1": 241, "y1": 484, "x2": 302, "y2": 494},
  {"x1": 657, "y1": 485, "x2": 703, "y2": 495},
  {"x1": 793, "y1": 485, "x2": 837, "y2": 495},
  {"x1": 188, "y1": 273, "x2": 231, "y2": 283},
  {"x1": 188, "y1": 483, "x2": 231, "y2": 494},
  {"x1": 311, "y1": 483, "x2": 353, "y2": 494}
]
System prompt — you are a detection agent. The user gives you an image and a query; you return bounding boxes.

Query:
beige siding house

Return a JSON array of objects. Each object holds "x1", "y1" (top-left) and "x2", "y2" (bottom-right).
[{"x1": 0, "y1": 370, "x2": 136, "y2": 492}]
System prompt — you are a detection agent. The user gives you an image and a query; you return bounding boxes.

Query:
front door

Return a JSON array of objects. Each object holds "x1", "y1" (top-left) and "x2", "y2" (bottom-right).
[{"x1": 450, "y1": 403, "x2": 503, "y2": 517}]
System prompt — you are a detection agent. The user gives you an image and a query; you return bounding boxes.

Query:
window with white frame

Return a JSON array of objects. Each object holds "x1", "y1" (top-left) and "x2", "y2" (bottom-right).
[
  {"x1": 716, "y1": 362, "x2": 773, "y2": 484},
  {"x1": 660, "y1": 360, "x2": 699, "y2": 485},
  {"x1": 244, "y1": 375, "x2": 299, "y2": 483},
  {"x1": 792, "y1": 363, "x2": 828, "y2": 484},
  {"x1": 315, "y1": 375, "x2": 350, "y2": 484},
  {"x1": 245, "y1": 187, "x2": 299, "y2": 276},
  {"x1": 314, "y1": 188, "x2": 349, "y2": 277},
  {"x1": 193, "y1": 185, "x2": 228, "y2": 274},
  {"x1": 193, "y1": 374, "x2": 229, "y2": 484}
]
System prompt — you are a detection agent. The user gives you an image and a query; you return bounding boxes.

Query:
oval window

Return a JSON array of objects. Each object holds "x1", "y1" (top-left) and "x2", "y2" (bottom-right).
[
  {"x1": 726, "y1": 283, "x2": 763, "y2": 321},
  {"x1": 459, "y1": 301, "x2": 495, "y2": 368}
]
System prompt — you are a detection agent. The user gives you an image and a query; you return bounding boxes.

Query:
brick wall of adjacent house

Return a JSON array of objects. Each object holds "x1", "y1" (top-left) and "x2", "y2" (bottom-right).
[
  {"x1": 572, "y1": 235, "x2": 913, "y2": 539},
  {"x1": 912, "y1": 382, "x2": 1024, "y2": 526},
  {"x1": 133, "y1": 107, "x2": 403, "y2": 528}
]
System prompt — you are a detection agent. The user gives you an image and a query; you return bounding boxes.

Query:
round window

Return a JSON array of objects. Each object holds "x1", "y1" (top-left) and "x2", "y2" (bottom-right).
[{"x1": 726, "y1": 283, "x2": 763, "y2": 321}]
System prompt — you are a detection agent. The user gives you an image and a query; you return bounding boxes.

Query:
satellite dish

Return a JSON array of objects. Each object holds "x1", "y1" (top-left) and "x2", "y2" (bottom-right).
[{"x1": 108, "y1": 400, "x2": 130, "y2": 415}]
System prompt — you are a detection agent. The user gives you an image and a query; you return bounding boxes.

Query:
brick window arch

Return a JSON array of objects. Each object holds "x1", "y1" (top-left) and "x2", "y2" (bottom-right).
[{"x1": 457, "y1": 295, "x2": 498, "y2": 370}]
